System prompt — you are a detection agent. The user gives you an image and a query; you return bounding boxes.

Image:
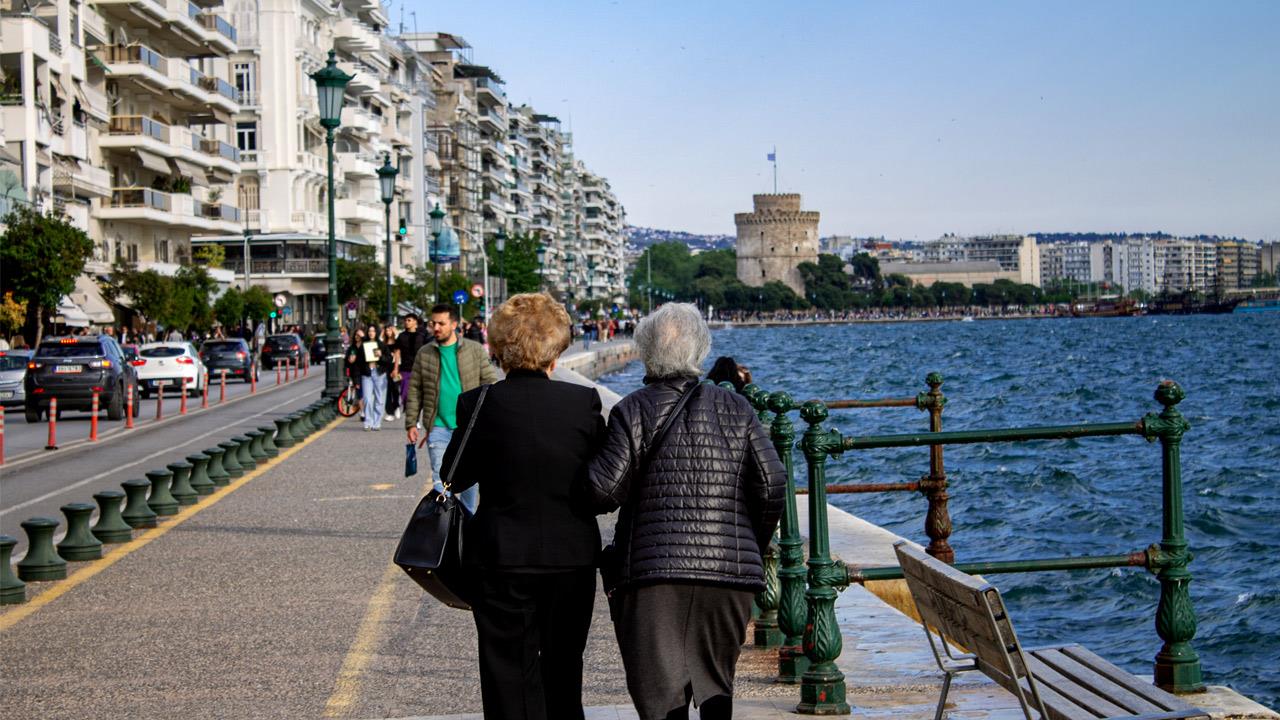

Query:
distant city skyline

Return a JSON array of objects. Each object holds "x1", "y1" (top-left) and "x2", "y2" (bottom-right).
[{"x1": 408, "y1": 1, "x2": 1280, "y2": 240}]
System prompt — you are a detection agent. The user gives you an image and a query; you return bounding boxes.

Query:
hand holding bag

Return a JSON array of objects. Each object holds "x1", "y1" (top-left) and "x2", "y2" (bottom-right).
[
  {"x1": 393, "y1": 384, "x2": 490, "y2": 610},
  {"x1": 404, "y1": 443, "x2": 418, "y2": 477}
]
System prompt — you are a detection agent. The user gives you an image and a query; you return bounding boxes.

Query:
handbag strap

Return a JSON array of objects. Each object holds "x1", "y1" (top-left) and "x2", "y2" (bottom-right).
[{"x1": 441, "y1": 383, "x2": 490, "y2": 492}]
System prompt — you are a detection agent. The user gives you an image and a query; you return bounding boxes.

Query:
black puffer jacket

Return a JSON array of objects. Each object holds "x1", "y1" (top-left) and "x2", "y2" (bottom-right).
[{"x1": 586, "y1": 377, "x2": 786, "y2": 592}]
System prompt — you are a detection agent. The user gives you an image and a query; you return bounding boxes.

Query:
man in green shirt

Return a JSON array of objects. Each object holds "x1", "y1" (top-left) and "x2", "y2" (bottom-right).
[{"x1": 404, "y1": 303, "x2": 497, "y2": 511}]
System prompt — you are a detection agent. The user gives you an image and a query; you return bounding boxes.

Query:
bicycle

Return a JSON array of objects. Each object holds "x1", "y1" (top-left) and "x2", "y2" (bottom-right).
[{"x1": 336, "y1": 375, "x2": 361, "y2": 417}]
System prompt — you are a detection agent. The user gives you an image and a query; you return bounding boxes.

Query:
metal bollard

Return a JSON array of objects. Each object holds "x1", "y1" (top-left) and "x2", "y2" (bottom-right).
[
  {"x1": 125, "y1": 387, "x2": 135, "y2": 429},
  {"x1": 273, "y1": 417, "x2": 296, "y2": 448},
  {"x1": 155, "y1": 382, "x2": 165, "y2": 420},
  {"x1": 120, "y1": 479, "x2": 158, "y2": 529},
  {"x1": 287, "y1": 412, "x2": 307, "y2": 440},
  {"x1": 796, "y1": 401, "x2": 850, "y2": 715},
  {"x1": 276, "y1": 362, "x2": 281, "y2": 386},
  {"x1": 768, "y1": 390, "x2": 810, "y2": 684},
  {"x1": 91, "y1": 490, "x2": 133, "y2": 543},
  {"x1": 201, "y1": 372, "x2": 209, "y2": 408},
  {"x1": 1, "y1": 405, "x2": 5, "y2": 465},
  {"x1": 89, "y1": 390, "x2": 100, "y2": 441},
  {"x1": 251, "y1": 363, "x2": 257, "y2": 394},
  {"x1": 0, "y1": 535, "x2": 25, "y2": 604},
  {"x1": 220, "y1": 369, "x2": 227, "y2": 403},
  {"x1": 16, "y1": 518, "x2": 67, "y2": 581},
  {"x1": 218, "y1": 440, "x2": 244, "y2": 478},
  {"x1": 167, "y1": 461, "x2": 197, "y2": 506},
  {"x1": 246, "y1": 429, "x2": 268, "y2": 463},
  {"x1": 57, "y1": 503, "x2": 103, "y2": 561},
  {"x1": 186, "y1": 453, "x2": 215, "y2": 495},
  {"x1": 204, "y1": 446, "x2": 231, "y2": 487},
  {"x1": 258, "y1": 425, "x2": 279, "y2": 458},
  {"x1": 45, "y1": 397, "x2": 58, "y2": 450},
  {"x1": 180, "y1": 377, "x2": 188, "y2": 414},
  {"x1": 303, "y1": 356, "x2": 308, "y2": 377},
  {"x1": 144, "y1": 468, "x2": 179, "y2": 516},
  {"x1": 292, "y1": 357, "x2": 298, "y2": 381},
  {"x1": 232, "y1": 434, "x2": 256, "y2": 470}
]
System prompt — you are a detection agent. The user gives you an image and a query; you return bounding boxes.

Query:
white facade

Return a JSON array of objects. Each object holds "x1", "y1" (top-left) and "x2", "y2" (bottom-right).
[{"x1": 922, "y1": 234, "x2": 1040, "y2": 286}]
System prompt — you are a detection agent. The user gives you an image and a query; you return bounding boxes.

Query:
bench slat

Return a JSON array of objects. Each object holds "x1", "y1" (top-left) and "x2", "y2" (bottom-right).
[
  {"x1": 1031, "y1": 646, "x2": 1168, "y2": 715},
  {"x1": 1025, "y1": 652, "x2": 1134, "y2": 717},
  {"x1": 1060, "y1": 646, "x2": 1209, "y2": 718}
]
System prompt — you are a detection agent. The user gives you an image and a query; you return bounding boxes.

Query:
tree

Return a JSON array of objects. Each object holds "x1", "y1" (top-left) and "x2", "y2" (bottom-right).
[
  {"x1": 0, "y1": 205, "x2": 94, "y2": 345},
  {"x1": 111, "y1": 265, "x2": 171, "y2": 328},
  {"x1": 0, "y1": 291, "x2": 26, "y2": 338},
  {"x1": 193, "y1": 244, "x2": 225, "y2": 269},
  {"x1": 336, "y1": 246, "x2": 381, "y2": 303},
  {"x1": 213, "y1": 287, "x2": 245, "y2": 330},
  {"x1": 486, "y1": 232, "x2": 543, "y2": 296},
  {"x1": 242, "y1": 286, "x2": 274, "y2": 325},
  {"x1": 849, "y1": 253, "x2": 881, "y2": 283}
]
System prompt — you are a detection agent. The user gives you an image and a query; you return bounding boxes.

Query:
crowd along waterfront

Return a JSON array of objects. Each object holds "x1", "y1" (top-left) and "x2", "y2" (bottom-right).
[{"x1": 598, "y1": 312, "x2": 1280, "y2": 709}]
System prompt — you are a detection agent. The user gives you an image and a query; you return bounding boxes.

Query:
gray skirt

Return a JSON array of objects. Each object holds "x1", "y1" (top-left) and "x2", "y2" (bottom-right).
[{"x1": 612, "y1": 582, "x2": 754, "y2": 720}]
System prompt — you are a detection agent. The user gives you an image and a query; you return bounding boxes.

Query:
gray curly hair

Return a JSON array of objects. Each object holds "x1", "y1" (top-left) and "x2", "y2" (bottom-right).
[{"x1": 635, "y1": 303, "x2": 711, "y2": 379}]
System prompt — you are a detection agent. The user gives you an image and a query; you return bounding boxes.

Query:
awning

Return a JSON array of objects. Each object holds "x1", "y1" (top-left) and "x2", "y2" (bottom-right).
[
  {"x1": 168, "y1": 157, "x2": 208, "y2": 185},
  {"x1": 135, "y1": 148, "x2": 170, "y2": 174},
  {"x1": 53, "y1": 296, "x2": 91, "y2": 328},
  {"x1": 70, "y1": 274, "x2": 116, "y2": 324},
  {"x1": 74, "y1": 83, "x2": 110, "y2": 125},
  {"x1": 0, "y1": 143, "x2": 21, "y2": 166},
  {"x1": 424, "y1": 150, "x2": 442, "y2": 171}
]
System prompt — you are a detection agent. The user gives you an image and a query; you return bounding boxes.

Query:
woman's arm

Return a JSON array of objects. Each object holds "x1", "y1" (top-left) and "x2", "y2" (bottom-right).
[
  {"x1": 743, "y1": 413, "x2": 786, "y2": 552},
  {"x1": 584, "y1": 403, "x2": 637, "y2": 514},
  {"x1": 438, "y1": 390, "x2": 480, "y2": 493}
]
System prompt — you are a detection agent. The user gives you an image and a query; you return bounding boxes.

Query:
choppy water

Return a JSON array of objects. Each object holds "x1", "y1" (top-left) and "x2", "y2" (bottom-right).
[{"x1": 598, "y1": 314, "x2": 1280, "y2": 709}]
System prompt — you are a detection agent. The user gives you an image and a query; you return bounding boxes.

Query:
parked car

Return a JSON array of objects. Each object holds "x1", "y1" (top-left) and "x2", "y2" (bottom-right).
[
  {"x1": 121, "y1": 344, "x2": 139, "y2": 364},
  {"x1": 134, "y1": 342, "x2": 206, "y2": 398},
  {"x1": 23, "y1": 335, "x2": 137, "y2": 422},
  {"x1": 308, "y1": 335, "x2": 332, "y2": 366},
  {"x1": 199, "y1": 338, "x2": 257, "y2": 383},
  {"x1": 0, "y1": 349, "x2": 33, "y2": 408},
  {"x1": 260, "y1": 334, "x2": 305, "y2": 368}
]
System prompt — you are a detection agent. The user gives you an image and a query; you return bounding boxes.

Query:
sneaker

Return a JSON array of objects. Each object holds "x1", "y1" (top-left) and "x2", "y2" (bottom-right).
[{"x1": 363, "y1": 426, "x2": 371, "y2": 432}]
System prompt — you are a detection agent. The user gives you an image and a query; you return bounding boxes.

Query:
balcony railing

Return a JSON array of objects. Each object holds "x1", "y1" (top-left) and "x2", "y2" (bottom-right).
[
  {"x1": 237, "y1": 89, "x2": 258, "y2": 106},
  {"x1": 197, "y1": 12, "x2": 237, "y2": 42},
  {"x1": 200, "y1": 138, "x2": 239, "y2": 162},
  {"x1": 49, "y1": 32, "x2": 63, "y2": 56},
  {"x1": 110, "y1": 188, "x2": 171, "y2": 211},
  {"x1": 99, "y1": 44, "x2": 167, "y2": 73},
  {"x1": 198, "y1": 75, "x2": 237, "y2": 102},
  {"x1": 225, "y1": 258, "x2": 328, "y2": 274},
  {"x1": 109, "y1": 115, "x2": 170, "y2": 141},
  {"x1": 201, "y1": 202, "x2": 241, "y2": 222}
]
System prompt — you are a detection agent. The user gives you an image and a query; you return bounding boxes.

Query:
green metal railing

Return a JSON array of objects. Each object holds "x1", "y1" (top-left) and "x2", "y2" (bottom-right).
[
  {"x1": 772, "y1": 378, "x2": 1201, "y2": 714},
  {"x1": 728, "y1": 374, "x2": 950, "y2": 693}
]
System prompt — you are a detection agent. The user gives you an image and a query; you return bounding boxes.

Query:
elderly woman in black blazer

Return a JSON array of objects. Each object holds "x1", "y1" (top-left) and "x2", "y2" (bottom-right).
[{"x1": 439, "y1": 292, "x2": 604, "y2": 720}]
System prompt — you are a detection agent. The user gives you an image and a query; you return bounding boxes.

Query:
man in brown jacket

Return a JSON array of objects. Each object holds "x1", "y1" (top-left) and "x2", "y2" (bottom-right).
[{"x1": 404, "y1": 303, "x2": 498, "y2": 511}]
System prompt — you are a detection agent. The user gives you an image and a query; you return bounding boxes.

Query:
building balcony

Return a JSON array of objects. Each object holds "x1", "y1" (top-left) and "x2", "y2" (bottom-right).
[
  {"x1": 53, "y1": 159, "x2": 111, "y2": 198},
  {"x1": 339, "y1": 106, "x2": 381, "y2": 136},
  {"x1": 337, "y1": 152, "x2": 375, "y2": 177},
  {"x1": 333, "y1": 17, "x2": 379, "y2": 54},
  {"x1": 196, "y1": 12, "x2": 237, "y2": 53},
  {"x1": 99, "y1": 43, "x2": 170, "y2": 94},
  {"x1": 91, "y1": 0, "x2": 169, "y2": 33},
  {"x1": 100, "y1": 116, "x2": 240, "y2": 178},
  {"x1": 336, "y1": 198, "x2": 382, "y2": 224},
  {"x1": 100, "y1": 187, "x2": 243, "y2": 233},
  {"x1": 294, "y1": 151, "x2": 327, "y2": 177},
  {"x1": 338, "y1": 62, "x2": 380, "y2": 96},
  {"x1": 223, "y1": 258, "x2": 329, "y2": 276},
  {"x1": 474, "y1": 77, "x2": 505, "y2": 106},
  {"x1": 477, "y1": 107, "x2": 505, "y2": 133}
]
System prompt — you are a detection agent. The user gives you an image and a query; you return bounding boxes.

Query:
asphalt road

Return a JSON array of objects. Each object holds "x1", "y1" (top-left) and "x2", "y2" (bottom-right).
[{"x1": 0, "y1": 371, "x2": 325, "y2": 556}]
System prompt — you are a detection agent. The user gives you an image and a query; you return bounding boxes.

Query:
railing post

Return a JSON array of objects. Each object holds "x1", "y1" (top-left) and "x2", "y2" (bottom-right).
[
  {"x1": 1142, "y1": 380, "x2": 1203, "y2": 693},
  {"x1": 769, "y1": 390, "x2": 809, "y2": 683},
  {"x1": 797, "y1": 400, "x2": 850, "y2": 715},
  {"x1": 915, "y1": 372, "x2": 953, "y2": 563},
  {"x1": 743, "y1": 384, "x2": 782, "y2": 648}
]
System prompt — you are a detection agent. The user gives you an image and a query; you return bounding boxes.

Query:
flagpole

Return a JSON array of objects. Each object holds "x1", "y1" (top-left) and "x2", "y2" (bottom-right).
[{"x1": 772, "y1": 145, "x2": 778, "y2": 193}]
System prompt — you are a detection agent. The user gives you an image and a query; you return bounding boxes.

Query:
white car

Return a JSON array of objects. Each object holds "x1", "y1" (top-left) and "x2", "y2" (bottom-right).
[{"x1": 133, "y1": 342, "x2": 207, "y2": 398}]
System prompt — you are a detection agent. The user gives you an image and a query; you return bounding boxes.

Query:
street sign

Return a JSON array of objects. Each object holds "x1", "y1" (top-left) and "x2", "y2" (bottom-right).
[
  {"x1": 282, "y1": 307, "x2": 293, "y2": 315},
  {"x1": 470, "y1": 283, "x2": 484, "y2": 299},
  {"x1": 452, "y1": 289, "x2": 468, "y2": 305},
  {"x1": 274, "y1": 294, "x2": 287, "y2": 308},
  {"x1": 611, "y1": 304, "x2": 620, "y2": 314},
  {"x1": 345, "y1": 301, "x2": 358, "y2": 311}
]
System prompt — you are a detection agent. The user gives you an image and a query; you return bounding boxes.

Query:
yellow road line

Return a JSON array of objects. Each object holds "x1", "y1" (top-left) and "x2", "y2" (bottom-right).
[
  {"x1": 0, "y1": 415, "x2": 343, "y2": 633},
  {"x1": 322, "y1": 477, "x2": 432, "y2": 718}
]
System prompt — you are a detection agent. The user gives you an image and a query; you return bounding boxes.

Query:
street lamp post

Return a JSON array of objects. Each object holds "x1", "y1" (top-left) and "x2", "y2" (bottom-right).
[
  {"x1": 377, "y1": 152, "x2": 399, "y2": 323},
  {"x1": 309, "y1": 50, "x2": 352, "y2": 399},
  {"x1": 495, "y1": 230, "x2": 507, "y2": 305},
  {"x1": 535, "y1": 244, "x2": 547, "y2": 291},
  {"x1": 565, "y1": 253, "x2": 576, "y2": 316},
  {"x1": 429, "y1": 202, "x2": 446, "y2": 303},
  {"x1": 241, "y1": 226, "x2": 252, "y2": 336}
]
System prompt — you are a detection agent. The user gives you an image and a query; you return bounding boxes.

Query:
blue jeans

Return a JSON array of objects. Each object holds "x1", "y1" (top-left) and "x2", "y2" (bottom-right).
[
  {"x1": 361, "y1": 371, "x2": 386, "y2": 429},
  {"x1": 428, "y1": 424, "x2": 477, "y2": 512}
]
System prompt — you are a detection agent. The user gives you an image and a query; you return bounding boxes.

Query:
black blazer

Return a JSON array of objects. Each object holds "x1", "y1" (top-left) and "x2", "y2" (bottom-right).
[{"x1": 440, "y1": 369, "x2": 606, "y2": 569}]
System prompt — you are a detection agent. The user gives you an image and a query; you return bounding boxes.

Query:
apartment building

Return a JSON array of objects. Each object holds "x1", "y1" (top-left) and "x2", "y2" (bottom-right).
[
  {"x1": 1039, "y1": 241, "x2": 1092, "y2": 286},
  {"x1": 1155, "y1": 238, "x2": 1217, "y2": 294},
  {"x1": 1216, "y1": 240, "x2": 1260, "y2": 292},
  {"x1": 192, "y1": 0, "x2": 429, "y2": 328},
  {"x1": 1260, "y1": 242, "x2": 1279, "y2": 279},
  {"x1": 922, "y1": 234, "x2": 1040, "y2": 286}
]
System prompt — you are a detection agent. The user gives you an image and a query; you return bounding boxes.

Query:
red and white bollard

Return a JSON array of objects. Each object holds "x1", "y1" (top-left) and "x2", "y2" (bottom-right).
[
  {"x1": 125, "y1": 387, "x2": 135, "y2": 429},
  {"x1": 302, "y1": 357, "x2": 308, "y2": 377},
  {"x1": 180, "y1": 377, "x2": 188, "y2": 415},
  {"x1": 292, "y1": 357, "x2": 299, "y2": 381},
  {"x1": 201, "y1": 372, "x2": 209, "y2": 409},
  {"x1": 89, "y1": 391, "x2": 99, "y2": 441},
  {"x1": 155, "y1": 382, "x2": 165, "y2": 421},
  {"x1": 275, "y1": 362, "x2": 281, "y2": 386},
  {"x1": 250, "y1": 364, "x2": 257, "y2": 394},
  {"x1": 220, "y1": 370, "x2": 227, "y2": 403},
  {"x1": 0, "y1": 405, "x2": 6, "y2": 465},
  {"x1": 45, "y1": 397, "x2": 58, "y2": 450}
]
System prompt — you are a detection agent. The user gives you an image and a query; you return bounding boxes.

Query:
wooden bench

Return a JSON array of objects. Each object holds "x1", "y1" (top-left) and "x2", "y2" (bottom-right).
[{"x1": 893, "y1": 541, "x2": 1208, "y2": 720}]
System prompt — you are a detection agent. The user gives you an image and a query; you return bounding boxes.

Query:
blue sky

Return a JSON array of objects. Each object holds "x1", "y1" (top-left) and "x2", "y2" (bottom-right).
[{"x1": 404, "y1": 1, "x2": 1279, "y2": 239}]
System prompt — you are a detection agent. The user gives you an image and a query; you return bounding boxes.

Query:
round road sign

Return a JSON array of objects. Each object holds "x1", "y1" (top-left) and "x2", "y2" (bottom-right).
[
  {"x1": 452, "y1": 289, "x2": 469, "y2": 305},
  {"x1": 274, "y1": 294, "x2": 287, "y2": 308},
  {"x1": 470, "y1": 283, "x2": 484, "y2": 299}
]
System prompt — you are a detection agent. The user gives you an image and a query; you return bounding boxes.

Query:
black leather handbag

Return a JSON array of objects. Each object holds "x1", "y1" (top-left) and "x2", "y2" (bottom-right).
[{"x1": 393, "y1": 385, "x2": 489, "y2": 611}]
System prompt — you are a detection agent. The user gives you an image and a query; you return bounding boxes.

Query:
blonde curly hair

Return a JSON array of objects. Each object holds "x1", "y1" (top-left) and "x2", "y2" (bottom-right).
[{"x1": 488, "y1": 293, "x2": 571, "y2": 372}]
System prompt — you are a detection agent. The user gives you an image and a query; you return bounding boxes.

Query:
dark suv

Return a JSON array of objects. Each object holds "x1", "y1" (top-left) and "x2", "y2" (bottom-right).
[
  {"x1": 200, "y1": 338, "x2": 257, "y2": 383},
  {"x1": 260, "y1": 334, "x2": 305, "y2": 368},
  {"x1": 24, "y1": 335, "x2": 138, "y2": 422}
]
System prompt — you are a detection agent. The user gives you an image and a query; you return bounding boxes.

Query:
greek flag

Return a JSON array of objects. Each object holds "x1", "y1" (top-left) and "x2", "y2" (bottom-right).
[{"x1": 767, "y1": 151, "x2": 776, "y2": 161}]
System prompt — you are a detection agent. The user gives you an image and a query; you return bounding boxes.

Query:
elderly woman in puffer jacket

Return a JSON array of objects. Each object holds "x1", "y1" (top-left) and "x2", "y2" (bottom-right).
[{"x1": 585, "y1": 303, "x2": 786, "y2": 720}]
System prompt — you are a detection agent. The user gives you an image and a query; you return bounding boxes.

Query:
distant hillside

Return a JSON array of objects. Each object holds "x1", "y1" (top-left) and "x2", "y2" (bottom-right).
[{"x1": 625, "y1": 226, "x2": 735, "y2": 252}]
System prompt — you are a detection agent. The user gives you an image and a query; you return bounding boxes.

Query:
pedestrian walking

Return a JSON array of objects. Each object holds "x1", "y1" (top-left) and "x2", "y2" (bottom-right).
[
  {"x1": 393, "y1": 313, "x2": 427, "y2": 414},
  {"x1": 463, "y1": 316, "x2": 486, "y2": 344},
  {"x1": 382, "y1": 324, "x2": 401, "y2": 419},
  {"x1": 403, "y1": 303, "x2": 497, "y2": 511},
  {"x1": 585, "y1": 303, "x2": 786, "y2": 720},
  {"x1": 347, "y1": 324, "x2": 391, "y2": 431}
]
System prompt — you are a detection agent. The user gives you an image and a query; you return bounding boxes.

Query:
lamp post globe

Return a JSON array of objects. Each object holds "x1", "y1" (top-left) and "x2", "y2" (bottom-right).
[
  {"x1": 428, "y1": 202, "x2": 446, "y2": 302},
  {"x1": 535, "y1": 244, "x2": 547, "y2": 290},
  {"x1": 377, "y1": 152, "x2": 398, "y2": 323},
  {"x1": 494, "y1": 229, "x2": 507, "y2": 304},
  {"x1": 308, "y1": 49, "x2": 352, "y2": 399}
]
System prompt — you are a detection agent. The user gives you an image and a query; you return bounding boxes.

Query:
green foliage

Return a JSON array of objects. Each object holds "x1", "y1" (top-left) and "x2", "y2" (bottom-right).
[
  {"x1": 194, "y1": 244, "x2": 225, "y2": 269},
  {"x1": 1252, "y1": 271, "x2": 1277, "y2": 288},
  {"x1": 109, "y1": 264, "x2": 218, "y2": 332},
  {"x1": 798, "y1": 254, "x2": 862, "y2": 310},
  {"x1": 0, "y1": 205, "x2": 95, "y2": 344},
  {"x1": 486, "y1": 232, "x2": 543, "y2": 295},
  {"x1": 242, "y1": 285, "x2": 274, "y2": 324},
  {"x1": 213, "y1": 287, "x2": 244, "y2": 329},
  {"x1": 337, "y1": 245, "x2": 381, "y2": 303}
]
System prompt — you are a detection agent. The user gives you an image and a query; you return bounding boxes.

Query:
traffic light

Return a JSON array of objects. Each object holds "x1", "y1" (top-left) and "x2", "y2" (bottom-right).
[
  {"x1": 269, "y1": 310, "x2": 278, "y2": 319},
  {"x1": 398, "y1": 218, "x2": 408, "y2": 236}
]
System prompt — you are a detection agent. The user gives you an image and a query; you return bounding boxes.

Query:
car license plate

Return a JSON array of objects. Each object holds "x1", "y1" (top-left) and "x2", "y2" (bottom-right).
[
  {"x1": 0, "y1": 390, "x2": 13, "y2": 399},
  {"x1": 54, "y1": 365, "x2": 82, "y2": 374}
]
